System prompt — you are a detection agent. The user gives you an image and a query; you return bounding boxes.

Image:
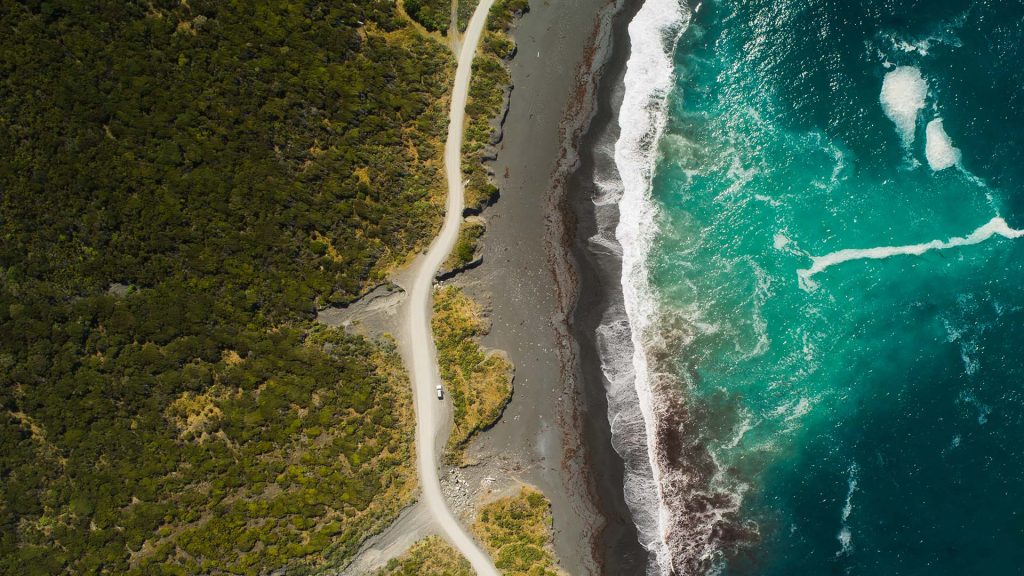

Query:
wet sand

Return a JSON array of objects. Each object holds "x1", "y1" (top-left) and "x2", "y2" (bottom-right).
[{"x1": 555, "y1": 0, "x2": 650, "y2": 571}]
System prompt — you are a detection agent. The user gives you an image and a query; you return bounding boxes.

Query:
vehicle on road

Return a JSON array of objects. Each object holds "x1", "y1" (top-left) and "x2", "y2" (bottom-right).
[{"x1": 436, "y1": 385, "x2": 444, "y2": 400}]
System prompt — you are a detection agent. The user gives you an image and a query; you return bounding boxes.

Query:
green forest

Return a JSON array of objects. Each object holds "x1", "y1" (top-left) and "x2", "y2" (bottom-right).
[
  {"x1": 404, "y1": 0, "x2": 452, "y2": 33},
  {"x1": 0, "y1": 0, "x2": 454, "y2": 573}
]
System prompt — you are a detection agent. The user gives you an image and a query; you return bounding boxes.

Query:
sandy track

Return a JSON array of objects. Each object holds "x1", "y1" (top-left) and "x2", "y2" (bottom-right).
[{"x1": 403, "y1": 0, "x2": 499, "y2": 573}]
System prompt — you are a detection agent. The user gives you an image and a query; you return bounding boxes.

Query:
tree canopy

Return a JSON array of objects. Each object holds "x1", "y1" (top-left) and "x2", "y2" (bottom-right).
[{"x1": 0, "y1": 0, "x2": 453, "y2": 573}]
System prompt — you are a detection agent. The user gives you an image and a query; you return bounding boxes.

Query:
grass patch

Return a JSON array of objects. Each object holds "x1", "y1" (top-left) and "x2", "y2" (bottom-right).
[
  {"x1": 432, "y1": 287, "x2": 514, "y2": 463},
  {"x1": 442, "y1": 219, "x2": 486, "y2": 274},
  {"x1": 474, "y1": 487, "x2": 562, "y2": 576},
  {"x1": 461, "y1": 0, "x2": 529, "y2": 212},
  {"x1": 487, "y1": 0, "x2": 531, "y2": 34},
  {"x1": 376, "y1": 535, "x2": 473, "y2": 575}
]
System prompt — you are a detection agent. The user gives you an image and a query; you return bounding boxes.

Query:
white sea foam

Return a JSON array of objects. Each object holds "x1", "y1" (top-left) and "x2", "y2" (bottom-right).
[
  {"x1": 613, "y1": 0, "x2": 692, "y2": 572},
  {"x1": 925, "y1": 118, "x2": 961, "y2": 171},
  {"x1": 724, "y1": 416, "x2": 754, "y2": 450},
  {"x1": 588, "y1": 232, "x2": 624, "y2": 256},
  {"x1": 769, "y1": 396, "x2": 815, "y2": 423},
  {"x1": 836, "y1": 528, "x2": 853, "y2": 556},
  {"x1": 836, "y1": 464, "x2": 858, "y2": 557},
  {"x1": 784, "y1": 397, "x2": 812, "y2": 422},
  {"x1": 715, "y1": 156, "x2": 758, "y2": 201},
  {"x1": 959, "y1": 391, "x2": 992, "y2": 425},
  {"x1": 797, "y1": 217, "x2": 1024, "y2": 290},
  {"x1": 959, "y1": 339, "x2": 979, "y2": 375},
  {"x1": 841, "y1": 464, "x2": 858, "y2": 522},
  {"x1": 595, "y1": 310, "x2": 665, "y2": 551},
  {"x1": 943, "y1": 317, "x2": 981, "y2": 375},
  {"x1": 593, "y1": 151, "x2": 626, "y2": 206},
  {"x1": 879, "y1": 66, "x2": 927, "y2": 146},
  {"x1": 882, "y1": 20, "x2": 964, "y2": 57}
]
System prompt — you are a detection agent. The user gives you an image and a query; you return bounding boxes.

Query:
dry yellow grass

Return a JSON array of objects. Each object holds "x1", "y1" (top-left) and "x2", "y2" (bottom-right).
[
  {"x1": 431, "y1": 286, "x2": 513, "y2": 463},
  {"x1": 474, "y1": 487, "x2": 563, "y2": 576},
  {"x1": 376, "y1": 536, "x2": 473, "y2": 575}
]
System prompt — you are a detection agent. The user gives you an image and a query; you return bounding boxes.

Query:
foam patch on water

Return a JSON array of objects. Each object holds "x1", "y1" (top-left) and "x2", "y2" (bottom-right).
[
  {"x1": 770, "y1": 396, "x2": 814, "y2": 422},
  {"x1": 924, "y1": 118, "x2": 961, "y2": 171},
  {"x1": 797, "y1": 217, "x2": 1024, "y2": 290},
  {"x1": 959, "y1": 391, "x2": 992, "y2": 425},
  {"x1": 723, "y1": 416, "x2": 755, "y2": 450},
  {"x1": 881, "y1": 17, "x2": 965, "y2": 57},
  {"x1": 879, "y1": 67, "x2": 927, "y2": 146},
  {"x1": 836, "y1": 464, "x2": 859, "y2": 557},
  {"x1": 593, "y1": 173, "x2": 626, "y2": 206}
]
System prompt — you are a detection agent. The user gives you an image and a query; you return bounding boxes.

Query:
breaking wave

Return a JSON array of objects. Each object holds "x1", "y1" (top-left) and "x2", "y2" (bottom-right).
[
  {"x1": 610, "y1": 0, "x2": 754, "y2": 572},
  {"x1": 613, "y1": 0, "x2": 690, "y2": 569},
  {"x1": 612, "y1": 0, "x2": 689, "y2": 566}
]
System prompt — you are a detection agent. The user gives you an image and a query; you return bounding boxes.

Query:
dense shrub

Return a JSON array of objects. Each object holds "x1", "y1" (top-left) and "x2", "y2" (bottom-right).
[
  {"x1": 0, "y1": 0, "x2": 451, "y2": 573},
  {"x1": 462, "y1": 1, "x2": 528, "y2": 212},
  {"x1": 442, "y1": 220, "x2": 487, "y2": 273},
  {"x1": 405, "y1": 0, "x2": 453, "y2": 33}
]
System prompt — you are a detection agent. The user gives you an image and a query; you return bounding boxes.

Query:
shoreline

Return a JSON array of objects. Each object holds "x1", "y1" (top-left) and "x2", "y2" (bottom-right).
[
  {"x1": 554, "y1": 0, "x2": 650, "y2": 571},
  {"x1": 455, "y1": 0, "x2": 645, "y2": 573}
]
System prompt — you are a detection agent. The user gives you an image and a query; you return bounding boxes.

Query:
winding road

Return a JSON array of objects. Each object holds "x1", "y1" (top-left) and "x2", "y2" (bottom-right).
[{"x1": 405, "y1": 0, "x2": 499, "y2": 574}]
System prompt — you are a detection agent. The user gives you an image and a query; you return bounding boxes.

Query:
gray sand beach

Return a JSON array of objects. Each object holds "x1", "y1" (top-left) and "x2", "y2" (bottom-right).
[{"x1": 456, "y1": 0, "x2": 646, "y2": 573}]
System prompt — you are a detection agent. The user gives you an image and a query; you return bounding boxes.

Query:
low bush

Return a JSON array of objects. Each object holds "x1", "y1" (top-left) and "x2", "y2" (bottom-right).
[
  {"x1": 376, "y1": 535, "x2": 473, "y2": 575},
  {"x1": 432, "y1": 287, "x2": 514, "y2": 463},
  {"x1": 474, "y1": 487, "x2": 561, "y2": 576}
]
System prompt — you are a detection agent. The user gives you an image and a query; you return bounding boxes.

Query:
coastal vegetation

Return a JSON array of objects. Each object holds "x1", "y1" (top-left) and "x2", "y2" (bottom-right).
[
  {"x1": 404, "y1": 0, "x2": 452, "y2": 33},
  {"x1": 375, "y1": 536, "x2": 473, "y2": 576},
  {"x1": 475, "y1": 487, "x2": 562, "y2": 576},
  {"x1": 462, "y1": 0, "x2": 530, "y2": 213},
  {"x1": 487, "y1": 0, "x2": 531, "y2": 35},
  {"x1": 383, "y1": 487, "x2": 560, "y2": 576},
  {"x1": 441, "y1": 218, "x2": 487, "y2": 276},
  {"x1": 456, "y1": 0, "x2": 476, "y2": 33},
  {"x1": 431, "y1": 287, "x2": 514, "y2": 463},
  {"x1": 2, "y1": 322, "x2": 418, "y2": 575},
  {"x1": 0, "y1": 0, "x2": 453, "y2": 573},
  {"x1": 459, "y1": 0, "x2": 528, "y2": 34}
]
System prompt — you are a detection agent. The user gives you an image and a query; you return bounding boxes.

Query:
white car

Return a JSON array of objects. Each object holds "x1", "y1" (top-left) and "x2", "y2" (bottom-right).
[{"x1": 436, "y1": 384, "x2": 444, "y2": 400}]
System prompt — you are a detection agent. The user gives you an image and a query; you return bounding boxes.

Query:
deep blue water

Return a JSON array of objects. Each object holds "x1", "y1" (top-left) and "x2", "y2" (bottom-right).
[{"x1": 630, "y1": 0, "x2": 1024, "y2": 573}]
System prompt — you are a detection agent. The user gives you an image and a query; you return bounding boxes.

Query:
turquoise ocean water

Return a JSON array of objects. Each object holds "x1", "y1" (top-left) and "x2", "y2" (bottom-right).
[{"x1": 612, "y1": 0, "x2": 1024, "y2": 573}]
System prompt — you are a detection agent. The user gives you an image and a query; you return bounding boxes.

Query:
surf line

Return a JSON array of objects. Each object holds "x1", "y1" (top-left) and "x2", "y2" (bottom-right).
[{"x1": 797, "y1": 216, "x2": 1024, "y2": 290}]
